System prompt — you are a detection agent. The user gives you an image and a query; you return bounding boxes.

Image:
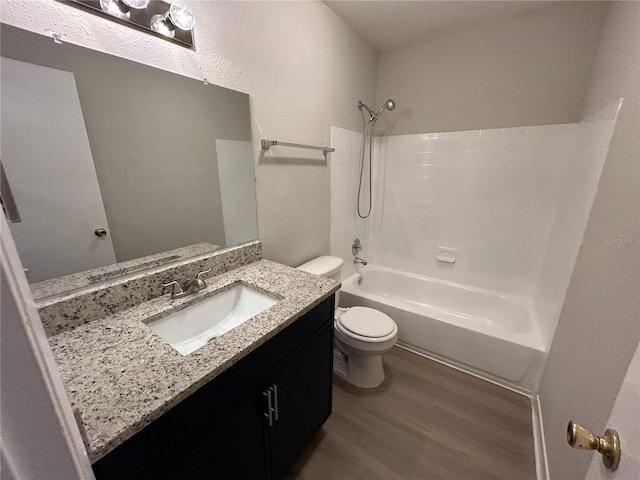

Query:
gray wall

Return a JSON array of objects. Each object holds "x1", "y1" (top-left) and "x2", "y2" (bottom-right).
[
  {"x1": 375, "y1": 2, "x2": 607, "y2": 135},
  {"x1": 1, "y1": 24, "x2": 253, "y2": 262},
  {"x1": 538, "y1": 2, "x2": 640, "y2": 479}
]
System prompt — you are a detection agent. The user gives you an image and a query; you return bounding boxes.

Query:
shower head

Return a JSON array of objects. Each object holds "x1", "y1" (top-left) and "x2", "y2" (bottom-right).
[
  {"x1": 358, "y1": 99, "x2": 397, "y2": 123},
  {"x1": 376, "y1": 98, "x2": 396, "y2": 117}
]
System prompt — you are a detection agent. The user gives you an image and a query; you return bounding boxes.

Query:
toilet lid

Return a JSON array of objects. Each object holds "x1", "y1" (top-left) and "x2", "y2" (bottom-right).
[{"x1": 338, "y1": 307, "x2": 395, "y2": 338}]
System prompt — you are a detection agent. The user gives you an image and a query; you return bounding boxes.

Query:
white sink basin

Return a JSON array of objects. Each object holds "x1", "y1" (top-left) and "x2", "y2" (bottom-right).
[{"x1": 148, "y1": 284, "x2": 279, "y2": 356}]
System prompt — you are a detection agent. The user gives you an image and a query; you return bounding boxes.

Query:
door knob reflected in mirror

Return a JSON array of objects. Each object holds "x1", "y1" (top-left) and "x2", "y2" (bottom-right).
[
  {"x1": 567, "y1": 420, "x2": 620, "y2": 470},
  {"x1": 94, "y1": 227, "x2": 108, "y2": 237}
]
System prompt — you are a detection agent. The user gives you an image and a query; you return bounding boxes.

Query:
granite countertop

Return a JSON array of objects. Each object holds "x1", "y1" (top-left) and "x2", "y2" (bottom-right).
[{"x1": 48, "y1": 259, "x2": 339, "y2": 463}]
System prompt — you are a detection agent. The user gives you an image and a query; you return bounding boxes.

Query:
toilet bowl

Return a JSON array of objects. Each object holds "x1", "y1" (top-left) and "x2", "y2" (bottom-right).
[{"x1": 297, "y1": 256, "x2": 398, "y2": 388}]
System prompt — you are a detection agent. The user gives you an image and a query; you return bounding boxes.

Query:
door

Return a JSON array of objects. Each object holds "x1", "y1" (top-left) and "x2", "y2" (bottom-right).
[{"x1": 1, "y1": 57, "x2": 116, "y2": 282}]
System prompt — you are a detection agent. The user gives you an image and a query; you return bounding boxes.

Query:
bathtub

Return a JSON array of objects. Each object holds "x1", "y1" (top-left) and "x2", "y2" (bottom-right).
[{"x1": 340, "y1": 265, "x2": 546, "y2": 392}]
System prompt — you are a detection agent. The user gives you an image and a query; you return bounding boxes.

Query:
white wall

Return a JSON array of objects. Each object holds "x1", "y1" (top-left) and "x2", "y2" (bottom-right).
[
  {"x1": 1, "y1": 0, "x2": 378, "y2": 267},
  {"x1": 375, "y1": 2, "x2": 607, "y2": 135},
  {"x1": 538, "y1": 2, "x2": 640, "y2": 479}
]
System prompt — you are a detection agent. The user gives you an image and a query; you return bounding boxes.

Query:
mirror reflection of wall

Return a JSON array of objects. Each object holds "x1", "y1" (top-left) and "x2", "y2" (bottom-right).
[{"x1": 0, "y1": 24, "x2": 257, "y2": 284}]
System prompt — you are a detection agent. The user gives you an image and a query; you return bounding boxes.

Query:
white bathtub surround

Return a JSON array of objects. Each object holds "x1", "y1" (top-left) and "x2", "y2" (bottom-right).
[
  {"x1": 370, "y1": 124, "x2": 579, "y2": 298},
  {"x1": 533, "y1": 100, "x2": 621, "y2": 347},
  {"x1": 330, "y1": 106, "x2": 619, "y2": 391}
]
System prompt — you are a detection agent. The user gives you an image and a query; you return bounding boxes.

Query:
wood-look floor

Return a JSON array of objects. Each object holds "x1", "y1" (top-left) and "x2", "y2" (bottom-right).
[{"x1": 287, "y1": 347, "x2": 536, "y2": 480}]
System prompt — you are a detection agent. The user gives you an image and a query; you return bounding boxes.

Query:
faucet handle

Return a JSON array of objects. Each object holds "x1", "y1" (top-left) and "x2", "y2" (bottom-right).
[
  {"x1": 195, "y1": 267, "x2": 212, "y2": 288},
  {"x1": 352, "y1": 238, "x2": 362, "y2": 256},
  {"x1": 162, "y1": 280, "x2": 183, "y2": 297}
]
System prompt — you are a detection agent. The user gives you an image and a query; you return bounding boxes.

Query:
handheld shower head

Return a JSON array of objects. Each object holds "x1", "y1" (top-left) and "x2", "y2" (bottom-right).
[
  {"x1": 356, "y1": 97, "x2": 397, "y2": 220},
  {"x1": 376, "y1": 98, "x2": 396, "y2": 117}
]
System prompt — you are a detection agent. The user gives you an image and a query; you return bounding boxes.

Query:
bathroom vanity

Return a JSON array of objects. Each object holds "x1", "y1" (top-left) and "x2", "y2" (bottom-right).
[
  {"x1": 41, "y1": 246, "x2": 339, "y2": 480},
  {"x1": 93, "y1": 296, "x2": 334, "y2": 480}
]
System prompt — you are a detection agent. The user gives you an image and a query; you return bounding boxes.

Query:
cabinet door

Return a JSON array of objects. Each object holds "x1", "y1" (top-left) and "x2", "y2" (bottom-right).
[
  {"x1": 267, "y1": 326, "x2": 333, "y2": 480},
  {"x1": 155, "y1": 391, "x2": 267, "y2": 480}
]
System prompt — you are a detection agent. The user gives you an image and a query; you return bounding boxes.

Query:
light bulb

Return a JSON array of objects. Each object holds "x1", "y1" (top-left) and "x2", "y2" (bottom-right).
[
  {"x1": 100, "y1": 0, "x2": 130, "y2": 20},
  {"x1": 168, "y1": 1, "x2": 196, "y2": 30},
  {"x1": 122, "y1": 0, "x2": 149, "y2": 8},
  {"x1": 100, "y1": 0, "x2": 149, "y2": 20},
  {"x1": 150, "y1": 14, "x2": 176, "y2": 38},
  {"x1": 150, "y1": 1, "x2": 195, "y2": 36}
]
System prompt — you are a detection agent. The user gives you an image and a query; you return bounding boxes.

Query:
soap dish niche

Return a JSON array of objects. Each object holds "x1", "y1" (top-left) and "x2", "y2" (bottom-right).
[{"x1": 435, "y1": 247, "x2": 457, "y2": 264}]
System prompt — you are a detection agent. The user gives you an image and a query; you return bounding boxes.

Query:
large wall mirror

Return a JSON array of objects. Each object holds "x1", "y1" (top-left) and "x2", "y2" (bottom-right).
[{"x1": 1, "y1": 24, "x2": 258, "y2": 292}]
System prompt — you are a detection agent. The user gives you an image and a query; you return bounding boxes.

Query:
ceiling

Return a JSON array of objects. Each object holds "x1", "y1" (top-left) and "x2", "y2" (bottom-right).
[{"x1": 324, "y1": 1, "x2": 560, "y2": 52}]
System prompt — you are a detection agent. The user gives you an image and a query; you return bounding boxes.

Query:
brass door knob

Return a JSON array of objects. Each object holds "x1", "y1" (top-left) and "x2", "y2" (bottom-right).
[
  {"x1": 94, "y1": 227, "x2": 108, "y2": 237},
  {"x1": 567, "y1": 421, "x2": 620, "y2": 470}
]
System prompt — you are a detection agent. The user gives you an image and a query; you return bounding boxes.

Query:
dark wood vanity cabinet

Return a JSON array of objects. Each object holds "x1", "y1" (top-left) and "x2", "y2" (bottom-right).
[{"x1": 92, "y1": 296, "x2": 334, "y2": 480}]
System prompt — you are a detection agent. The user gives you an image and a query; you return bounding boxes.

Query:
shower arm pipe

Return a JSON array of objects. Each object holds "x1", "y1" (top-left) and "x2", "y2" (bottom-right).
[{"x1": 261, "y1": 139, "x2": 335, "y2": 159}]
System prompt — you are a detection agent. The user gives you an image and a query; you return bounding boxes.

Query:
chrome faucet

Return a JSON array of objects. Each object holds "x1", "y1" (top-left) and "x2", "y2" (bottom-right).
[
  {"x1": 354, "y1": 257, "x2": 368, "y2": 266},
  {"x1": 163, "y1": 267, "x2": 212, "y2": 299}
]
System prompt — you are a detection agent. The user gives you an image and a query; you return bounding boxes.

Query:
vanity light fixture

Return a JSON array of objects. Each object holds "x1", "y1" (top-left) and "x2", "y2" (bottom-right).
[
  {"x1": 99, "y1": 0, "x2": 149, "y2": 20},
  {"x1": 65, "y1": 0, "x2": 195, "y2": 49},
  {"x1": 150, "y1": 1, "x2": 196, "y2": 38}
]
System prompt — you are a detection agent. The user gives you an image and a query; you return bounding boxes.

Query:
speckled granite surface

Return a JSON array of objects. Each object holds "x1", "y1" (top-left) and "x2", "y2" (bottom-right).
[
  {"x1": 31, "y1": 243, "x2": 221, "y2": 300},
  {"x1": 47, "y1": 259, "x2": 339, "y2": 463},
  {"x1": 38, "y1": 241, "x2": 262, "y2": 336}
]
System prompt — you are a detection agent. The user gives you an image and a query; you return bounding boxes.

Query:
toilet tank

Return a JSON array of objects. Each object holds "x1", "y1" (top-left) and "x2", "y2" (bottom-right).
[{"x1": 297, "y1": 255, "x2": 343, "y2": 282}]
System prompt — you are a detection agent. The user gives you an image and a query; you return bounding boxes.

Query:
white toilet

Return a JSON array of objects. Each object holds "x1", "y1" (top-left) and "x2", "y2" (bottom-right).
[{"x1": 297, "y1": 255, "x2": 398, "y2": 388}]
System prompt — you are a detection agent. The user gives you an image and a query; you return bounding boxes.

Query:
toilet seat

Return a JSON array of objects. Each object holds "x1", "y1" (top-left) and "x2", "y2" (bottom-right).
[{"x1": 336, "y1": 307, "x2": 397, "y2": 342}]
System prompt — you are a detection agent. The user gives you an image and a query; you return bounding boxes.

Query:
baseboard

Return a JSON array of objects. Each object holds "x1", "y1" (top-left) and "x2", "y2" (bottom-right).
[
  {"x1": 531, "y1": 394, "x2": 550, "y2": 480},
  {"x1": 395, "y1": 342, "x2": 534, "y2": 398}
]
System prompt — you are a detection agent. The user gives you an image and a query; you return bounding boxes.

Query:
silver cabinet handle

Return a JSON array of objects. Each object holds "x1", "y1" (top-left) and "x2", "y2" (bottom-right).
[
  {"x1": 263, "y1": 389, "x2": 273, "y2": 427},
  {"x1": 273, "y1": 384, "x2": 279, "y2": 422}
]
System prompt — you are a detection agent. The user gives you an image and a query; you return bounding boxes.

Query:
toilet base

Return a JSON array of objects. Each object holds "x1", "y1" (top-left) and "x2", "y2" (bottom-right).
[
  {"x1": 333, "y1": 346, "x2": 386, "y2": 388},
  {"x1": 333, "y1": 347, "x2": 348, "y2": 378}
]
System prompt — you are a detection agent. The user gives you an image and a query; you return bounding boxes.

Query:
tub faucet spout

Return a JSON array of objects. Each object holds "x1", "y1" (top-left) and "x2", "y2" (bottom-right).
[{"x1": 354, "y1": 257, "x2": 368, "y2": 266}]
